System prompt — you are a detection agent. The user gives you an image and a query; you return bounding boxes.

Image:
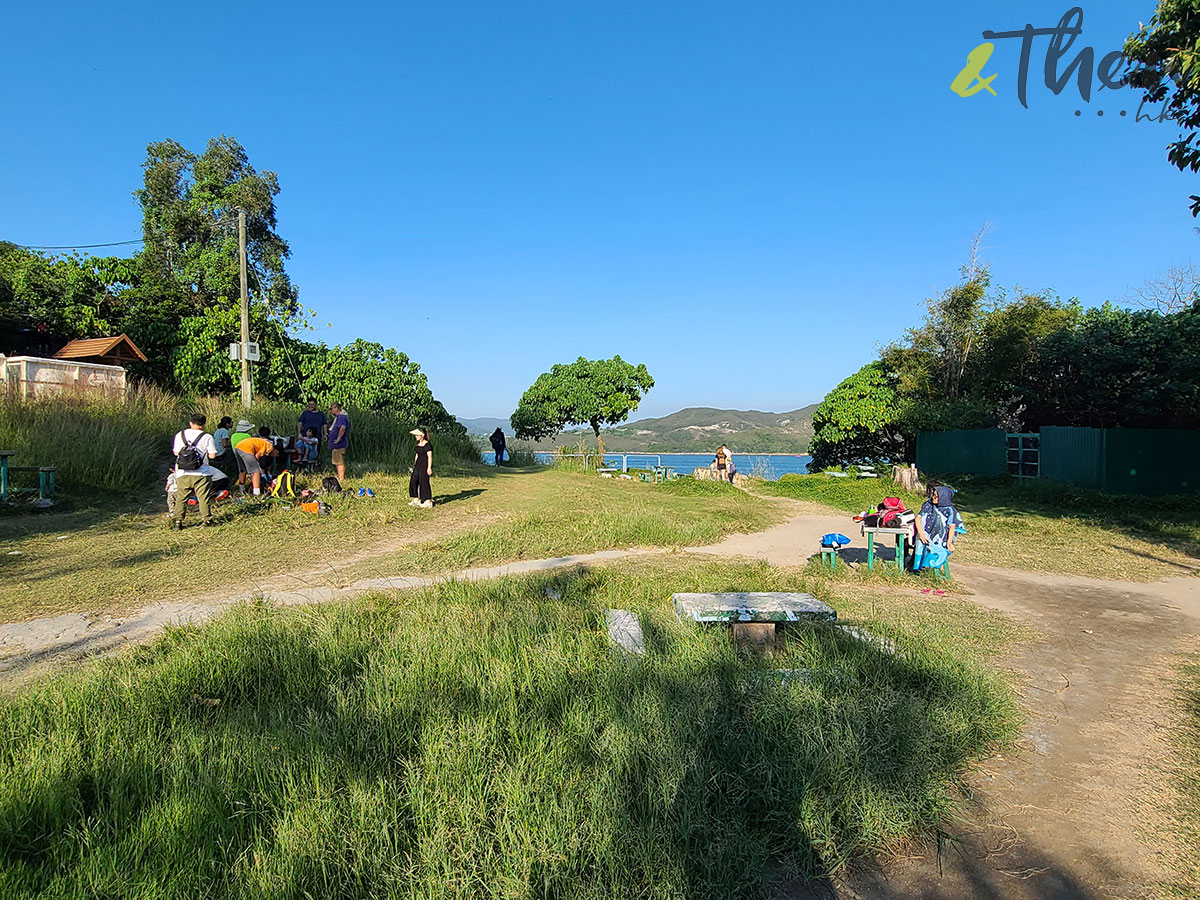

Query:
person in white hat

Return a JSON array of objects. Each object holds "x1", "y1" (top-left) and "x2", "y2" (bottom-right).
[{"x1": 408, "y1": 426, "x2": 434, "y2": 508}]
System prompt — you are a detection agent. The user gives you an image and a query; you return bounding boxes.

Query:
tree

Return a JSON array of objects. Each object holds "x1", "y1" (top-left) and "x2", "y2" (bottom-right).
[
  {"x1": 807, "y1": 362, "x2": 908, "y2": 470},
  {"x1": 511, "y1": 356, "x2": 654, "y2": 442},
  {"x1": 135, "y1": 135, "x2": 300, "y2": 320},
  {"x1": 1125, "y1": 2, "x2": 1200, "y2": 215}
]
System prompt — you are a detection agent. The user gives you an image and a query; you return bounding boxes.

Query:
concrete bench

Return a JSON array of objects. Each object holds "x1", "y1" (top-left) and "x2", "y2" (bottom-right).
[{"x1": 673, "y1": 591, "x2": 836, "y2": 651}]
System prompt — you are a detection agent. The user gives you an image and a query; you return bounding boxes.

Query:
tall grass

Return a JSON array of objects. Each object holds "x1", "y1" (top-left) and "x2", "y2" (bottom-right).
[
  {"x1": 0, "y1": 388, "x2": 478, "y2": 493},
  {"x1": 0, "y1": 563, "x2": 1018, "y2": 898}
]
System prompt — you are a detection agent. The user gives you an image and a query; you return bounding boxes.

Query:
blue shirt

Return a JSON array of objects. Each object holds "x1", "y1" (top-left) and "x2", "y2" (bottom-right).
[
  {"x1": 298, "y1": 409, "x2": 327, "y2": 437},
  {"x1": 328, "y1": 413, "x2": 350, "y2": 449}
]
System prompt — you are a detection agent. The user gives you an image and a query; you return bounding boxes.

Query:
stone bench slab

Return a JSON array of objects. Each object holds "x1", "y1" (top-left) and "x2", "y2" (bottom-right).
[{"x1": 673, "y1": 592, "x2": 836, "y2": 624}]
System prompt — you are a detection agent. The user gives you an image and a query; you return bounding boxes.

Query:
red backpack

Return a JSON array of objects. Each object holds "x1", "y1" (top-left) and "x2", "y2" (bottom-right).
[{"x1": 878, "y1": 497, "x2": 907, "y2": 527}]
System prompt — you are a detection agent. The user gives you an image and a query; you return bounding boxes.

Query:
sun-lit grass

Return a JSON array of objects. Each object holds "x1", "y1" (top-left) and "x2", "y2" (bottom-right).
[
  {"x1": 1156, "y1": 653, "x2": 1200, "y2": 899},
  {"x1": 0, "y1": 469, "x2": 777, "y2": 622},
  {"x1": 0, "y1": 558, "x2": 1022, "y2": 899},
  {"x1": 0, "y1": 387, "x2": 478, "y2": 494},
  {"x1": 758, "y1": 474, "x2": 1200, "y2": 581}
]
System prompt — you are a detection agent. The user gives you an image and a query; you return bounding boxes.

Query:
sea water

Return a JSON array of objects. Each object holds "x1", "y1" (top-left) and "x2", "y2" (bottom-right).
[{"x1": 481, "y1": 451, "x2": 811, "y2": 481}]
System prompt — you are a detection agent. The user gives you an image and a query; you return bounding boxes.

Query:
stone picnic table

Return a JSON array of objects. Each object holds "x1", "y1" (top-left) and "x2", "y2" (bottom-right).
[{"x1": 673, "y1": 591, "x2": 837, "y2": 652}]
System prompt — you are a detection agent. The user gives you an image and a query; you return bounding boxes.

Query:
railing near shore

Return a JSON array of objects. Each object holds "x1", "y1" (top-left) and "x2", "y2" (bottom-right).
[{"x1": 542, "y1": 453, "x2": 663, "y2": 472}]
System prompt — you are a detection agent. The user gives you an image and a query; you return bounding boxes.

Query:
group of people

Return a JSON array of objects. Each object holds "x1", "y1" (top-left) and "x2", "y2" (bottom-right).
[
  {"x1": 166, "y1": 399, "x2": 353, "y2": 528},
  {"x1": 167, "y1": 399, "x2": 438, "y2": 528}
]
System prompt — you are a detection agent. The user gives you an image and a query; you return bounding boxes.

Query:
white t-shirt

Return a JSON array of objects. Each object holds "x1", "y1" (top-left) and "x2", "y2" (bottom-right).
[{"x1": 172, "y1": 428, "x2": 217, "y2": 475}]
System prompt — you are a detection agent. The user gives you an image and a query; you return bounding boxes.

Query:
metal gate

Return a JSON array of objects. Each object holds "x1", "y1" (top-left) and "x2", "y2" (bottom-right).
[{"x1": 1006, "y1": 433, "x2": 1040, "y2": 480}]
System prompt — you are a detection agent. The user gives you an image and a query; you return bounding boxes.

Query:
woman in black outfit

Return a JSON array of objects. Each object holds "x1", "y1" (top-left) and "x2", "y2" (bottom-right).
[{"x1": 408, "y1": 427, "x2": 434, "y2": 508}]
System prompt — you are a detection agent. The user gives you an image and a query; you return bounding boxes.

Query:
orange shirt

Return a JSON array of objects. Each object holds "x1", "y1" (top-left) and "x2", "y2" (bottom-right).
[{"x1": 235, "y1": 437, "x2": 274, "y2": 458}]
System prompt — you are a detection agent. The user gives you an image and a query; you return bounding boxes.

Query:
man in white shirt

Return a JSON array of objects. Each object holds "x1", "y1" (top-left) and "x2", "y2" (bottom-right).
[{"x1": 170, "y1": 414, "x2": 219, "y2": 529}]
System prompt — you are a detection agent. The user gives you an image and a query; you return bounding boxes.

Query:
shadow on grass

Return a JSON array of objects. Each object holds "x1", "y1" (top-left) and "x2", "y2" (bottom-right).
[
  {"x1": 431, "y1": 488, "x2": 485, "y2": 506},
  {"x1": 0, "y1": 567, "x2": 1014, "y2": 898}
]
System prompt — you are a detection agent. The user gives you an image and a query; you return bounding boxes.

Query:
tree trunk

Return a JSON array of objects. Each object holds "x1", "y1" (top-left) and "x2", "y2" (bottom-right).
[{"x1": 892, "y1": 464, "x2": 923, "y2": 493}]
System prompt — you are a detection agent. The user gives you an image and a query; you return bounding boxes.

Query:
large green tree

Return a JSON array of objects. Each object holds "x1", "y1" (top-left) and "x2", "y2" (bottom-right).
[
  {"x1": 807, "y1": 362, "x2": 908, "y2": 470},
  {"x1": 136, "y1": 136, "x2": 300, "y2": 319},
  {"x1": 1125, "y1": 1, "x2": 1200, "y2": 214},
  {"x1": 511, "y1": 356, "x2": 654, "y2": 442}
]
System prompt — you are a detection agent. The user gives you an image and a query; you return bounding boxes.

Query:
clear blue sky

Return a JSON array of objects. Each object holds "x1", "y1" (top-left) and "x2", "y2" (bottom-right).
[{"x1": 1, "y1": 1, "x2": 1193, "y2": 419}]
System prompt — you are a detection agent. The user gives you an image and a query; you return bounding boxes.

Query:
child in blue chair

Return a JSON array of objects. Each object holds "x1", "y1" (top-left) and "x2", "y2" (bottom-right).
[{"x1": 913, "y1": 481, "x2": 963, "y2": 572}]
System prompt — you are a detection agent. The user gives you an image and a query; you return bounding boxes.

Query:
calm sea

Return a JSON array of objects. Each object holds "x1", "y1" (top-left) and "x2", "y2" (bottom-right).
[{"x1": 481, "y1": 451, "x2": 811, "y2": 481}]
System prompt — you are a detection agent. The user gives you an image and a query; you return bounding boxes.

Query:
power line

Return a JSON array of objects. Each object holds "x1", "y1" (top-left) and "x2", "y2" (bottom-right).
[{"x1": 17, "y1": 239, "x2": 144, "y2": 250}]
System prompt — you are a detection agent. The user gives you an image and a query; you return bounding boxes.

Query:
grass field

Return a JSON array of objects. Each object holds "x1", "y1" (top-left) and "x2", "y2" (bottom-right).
[
  {"x1": 0, "y1": 558, "x2": 1022, "y2": 899},
  {"x1": 0, "y1": 468, "x2": 777, "y2": 622},
  {"x1": 1157, "y1": 653, "x2": 1200, "y2": 899},
  {"x1": 760, "y1": 474, "x2": 1200, "y2": 581}
]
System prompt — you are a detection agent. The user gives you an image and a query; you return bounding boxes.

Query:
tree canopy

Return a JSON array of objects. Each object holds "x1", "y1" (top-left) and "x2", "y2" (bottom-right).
[
  {"x1": 0, "y1": 137, "x2": 462, "y2": 434},
  {"x1": 808, "y1": 260, "x2": 1200, "y2": 469},
  {"x1": 1125, "y1": 0, "x2": 1200, "y2": 215},
  {"x1": 511, "y1": 357, "x2": 654, "y2": 441}
]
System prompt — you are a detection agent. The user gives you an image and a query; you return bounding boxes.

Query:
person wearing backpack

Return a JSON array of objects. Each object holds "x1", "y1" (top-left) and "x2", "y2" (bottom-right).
[{"x1": 170, "y1": 414, "x2": 219, "y2": 529}]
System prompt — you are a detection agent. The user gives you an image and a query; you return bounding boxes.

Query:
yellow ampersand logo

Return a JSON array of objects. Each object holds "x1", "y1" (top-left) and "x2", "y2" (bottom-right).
[{"x1": 951, "y1": 42, "x2": 998, "y2": 97}]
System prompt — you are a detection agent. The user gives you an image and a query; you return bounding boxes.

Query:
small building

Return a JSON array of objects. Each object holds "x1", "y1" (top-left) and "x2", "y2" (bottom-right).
[
  {"x1": 53, "y1": 334, "x2": 147, "y2": 367},
  {"x1": 2, "y1": 335, "x2": 145, "y2": 400}
]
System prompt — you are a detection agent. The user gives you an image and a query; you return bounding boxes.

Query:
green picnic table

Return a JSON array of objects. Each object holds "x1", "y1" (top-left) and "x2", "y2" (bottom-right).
[
  {"x1": 0, "y1": 452, "x2": 57, "y2": 504},
  {"x1": 0, "y1": 451, "x2": 12, "y2": 502},
  {"x1": 862, "y1": 525, "x2": 909, "y2": 572}
]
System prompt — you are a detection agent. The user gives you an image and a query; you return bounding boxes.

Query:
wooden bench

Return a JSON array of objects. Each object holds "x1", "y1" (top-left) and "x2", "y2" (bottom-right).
[{"x1": 674, "y1": 591, "x2": 836, "y2": 652}]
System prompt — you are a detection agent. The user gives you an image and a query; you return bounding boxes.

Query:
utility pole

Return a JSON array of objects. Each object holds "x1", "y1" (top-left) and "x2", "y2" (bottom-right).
[{"x1": 238, "y1": 209, "x2": 251, "y2": 408}]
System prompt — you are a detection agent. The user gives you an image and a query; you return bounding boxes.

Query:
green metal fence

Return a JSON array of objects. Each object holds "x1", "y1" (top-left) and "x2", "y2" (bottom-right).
[
  {"x1": 918, "y1": 426, "x2": 1200, "y2": 495},
  {"x1": 916, "y1": 429, "x2": 1006, "y2": 477}
]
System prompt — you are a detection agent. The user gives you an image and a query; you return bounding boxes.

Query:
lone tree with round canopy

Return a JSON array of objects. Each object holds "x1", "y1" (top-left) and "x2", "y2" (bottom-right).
[{"x1": 511, "y1": 356, "x2": 654, "y2": 445}]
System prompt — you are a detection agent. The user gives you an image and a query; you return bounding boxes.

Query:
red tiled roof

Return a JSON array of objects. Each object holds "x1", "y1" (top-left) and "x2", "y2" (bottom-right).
[{"x1": 54, "y1": 334, "x2": 147, "y2": 363}]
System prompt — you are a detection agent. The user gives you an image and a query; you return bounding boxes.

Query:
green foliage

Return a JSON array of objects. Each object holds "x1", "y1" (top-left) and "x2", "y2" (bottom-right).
[
  {"x1": 807, "y1": 362, "x2": 907, "y2": 470},
  {"x1": 1125, "y1": 1, "x2": 1200, "y2": 215},
  {"x1": 0, "y1": 137, "x2": 463, "y2": 432},
  {"x1": 0, "y1": 389, "x2": 475, "y2": 494},
  {"x1": 511, "y1": 356, "x2": 654, "y2": 441},
  {"x1": 812, "y1": 252, "x2": 1200, "y2": 468},
  {"x1": 0, "y1": 563, "x2": 1017, "y2": 897}
]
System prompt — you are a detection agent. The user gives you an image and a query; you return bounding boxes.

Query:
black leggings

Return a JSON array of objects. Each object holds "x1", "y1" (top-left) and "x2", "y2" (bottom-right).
[{"x1": 409, "y1": 467, "x2": 431, "y2": 502}]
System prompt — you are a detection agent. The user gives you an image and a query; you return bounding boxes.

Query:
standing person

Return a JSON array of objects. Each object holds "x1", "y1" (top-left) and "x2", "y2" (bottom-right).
[
  {"x1": 489, "y1": 427, "x2": 507, "y2": 466},
  {"x1": 297, "y1": 398, "x2": 327, "y2": 464},
  {"x1": 234, "y1": 432, "x2": 279, "y2": 496},
  {"x1": 713, "y1": 446, "x2": 729, "y2": 482},
  {"x1": 328, "y1": 403, "x2": 350, "y2": 483},
  {"x1": 211, "y1": 416, "x2": 234, "y2": 472},
  {"x1": 170, "y1": 414, "x2": 219, "y2": 529},
  {"x1": 230, "y1": 419, "x2": 254, "y2": 490},
  {"x1": 408, "y1": 426, "x2": 434, "y2": 508},
  {"x1": 718, "y1": 445, "x2": 735, "y2": 483}
]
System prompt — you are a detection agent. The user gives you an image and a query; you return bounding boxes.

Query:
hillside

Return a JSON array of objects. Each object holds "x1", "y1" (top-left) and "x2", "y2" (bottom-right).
[
  {"x1": 596, "y1": 406, "x2": 817, "y2": 452},
  {"x1": 457, "y1": 416, "x2": 512, "y2": 436},
  {"x1": 478, "y1": 406, "x2": 818, "y2": 453}
]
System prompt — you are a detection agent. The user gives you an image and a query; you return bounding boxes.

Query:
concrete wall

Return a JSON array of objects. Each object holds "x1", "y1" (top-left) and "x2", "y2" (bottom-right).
[{"x1": 1, "y1": 355, "x2": 127, "y2": 399}]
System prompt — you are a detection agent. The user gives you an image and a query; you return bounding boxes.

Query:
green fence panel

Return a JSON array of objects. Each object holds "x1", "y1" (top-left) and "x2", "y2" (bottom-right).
[
  {"x1": 1103, "y1": 429, "x2": 1199, "y2": 496},
  {"x1": 916, "y1": 429, "x2": 1006, "y2": 476},
  {"x1": 1040, "y1": 426, "x2": 1105, "y2": 491}
]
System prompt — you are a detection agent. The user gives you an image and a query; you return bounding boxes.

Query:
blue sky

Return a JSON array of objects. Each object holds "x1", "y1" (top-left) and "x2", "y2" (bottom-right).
[{"x1": 1, "y1": 1, "x2": 1194, "y2": 419}]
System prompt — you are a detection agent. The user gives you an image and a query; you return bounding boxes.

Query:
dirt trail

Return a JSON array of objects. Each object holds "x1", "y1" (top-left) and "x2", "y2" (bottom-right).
[
  {"x1": 3, "y1": 505, "x2": 1199, "y2": 898},
  {"x1": 789, "y1": 570, "x2": 1200, "y2": 900}
]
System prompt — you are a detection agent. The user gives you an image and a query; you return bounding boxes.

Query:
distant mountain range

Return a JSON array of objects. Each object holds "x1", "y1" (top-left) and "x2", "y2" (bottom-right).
[{"x1": 457, "y1": 406, "x2": 818, "y2": 453}]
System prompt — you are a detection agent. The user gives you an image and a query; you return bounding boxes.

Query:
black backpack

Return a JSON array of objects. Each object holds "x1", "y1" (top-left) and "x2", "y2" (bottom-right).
[
  {"x1": 175, "y1": 431, "x2": 203, "y2": 471},
  {"x1": 322, "y1": 476, "x2": 342, "y2": 494}
]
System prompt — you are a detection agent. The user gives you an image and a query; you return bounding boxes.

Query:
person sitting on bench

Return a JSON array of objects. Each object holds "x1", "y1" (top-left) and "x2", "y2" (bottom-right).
[{"x1": 913, "y1": 482, "x2": 962, "y2": 571}]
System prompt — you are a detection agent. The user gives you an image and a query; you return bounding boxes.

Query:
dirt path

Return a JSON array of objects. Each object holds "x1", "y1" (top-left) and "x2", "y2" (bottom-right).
[
  {"x1": 3, "y1": 504, "x2": 1199, "y2": 898},
  {"x1": 787, "y1": 571, "x2": 1200, "y2": 900}
]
